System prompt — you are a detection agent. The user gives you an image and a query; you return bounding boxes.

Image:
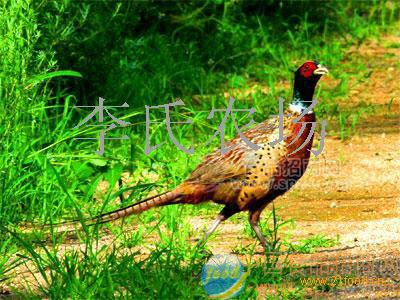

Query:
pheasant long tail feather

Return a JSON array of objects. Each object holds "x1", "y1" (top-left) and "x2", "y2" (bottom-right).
[
  {"x1": 44, "y1": 190, "x2": 183, "y2": 229},
  {"x1": 90, "y1": 190, "x2": 183, "y2": 225}
]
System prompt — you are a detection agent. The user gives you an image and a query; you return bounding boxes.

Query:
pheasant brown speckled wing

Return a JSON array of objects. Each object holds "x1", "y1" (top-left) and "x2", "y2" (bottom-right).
[{"x1": 185, "y1": 115, "x2": 284, "y2": 186}]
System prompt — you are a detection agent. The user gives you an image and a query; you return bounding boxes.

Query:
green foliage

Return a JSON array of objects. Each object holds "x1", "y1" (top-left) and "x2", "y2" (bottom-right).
[
  {"x1": 285, "y1": 234, "x2": 339, "y2": 254},
  {"x1": 3, "y1": 224, "x2": 208, "y2": 299},
  {"x1": 23, "y1": 0, "x2": 399, "y2": 107}
]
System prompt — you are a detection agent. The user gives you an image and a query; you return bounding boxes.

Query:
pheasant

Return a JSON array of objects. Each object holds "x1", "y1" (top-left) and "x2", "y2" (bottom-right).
[{"x1": 87, "y1": 61, "x2": 328, "y2": 249}]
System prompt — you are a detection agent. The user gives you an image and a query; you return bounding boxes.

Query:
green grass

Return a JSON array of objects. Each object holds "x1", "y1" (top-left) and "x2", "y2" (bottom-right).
[
  {"x1": 285, "y1": 234, "x2": 340, "y2": 254},
  {"x1": 1, "y1": 0, "x2": 399, "y2": 298}
]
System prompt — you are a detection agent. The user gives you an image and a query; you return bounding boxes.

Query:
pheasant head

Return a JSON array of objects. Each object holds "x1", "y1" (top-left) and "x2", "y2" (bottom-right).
[{"x1": 292, "y1": 61, "x2": 329, "y2": 109}]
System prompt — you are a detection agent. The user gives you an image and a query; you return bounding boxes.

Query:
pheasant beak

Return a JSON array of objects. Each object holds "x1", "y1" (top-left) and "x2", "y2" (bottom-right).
[{"x1": 313, "y1": 64, "x2": 329, "y2": 75}]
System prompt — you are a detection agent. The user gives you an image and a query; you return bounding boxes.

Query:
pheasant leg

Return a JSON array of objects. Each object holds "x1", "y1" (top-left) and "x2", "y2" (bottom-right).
[
  {"x1": 249, "y1": 209, "x2": 272, "y2": 252},
  {"x1": 198, "y1": 214, "x2": 225, "y2": 245}
]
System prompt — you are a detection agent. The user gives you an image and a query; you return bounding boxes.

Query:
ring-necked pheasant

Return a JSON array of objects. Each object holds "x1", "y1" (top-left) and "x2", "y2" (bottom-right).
[{"x1": 86, "y1": 61, "x2": 328, "y2": 249}]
